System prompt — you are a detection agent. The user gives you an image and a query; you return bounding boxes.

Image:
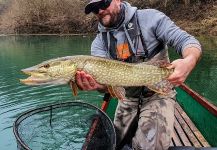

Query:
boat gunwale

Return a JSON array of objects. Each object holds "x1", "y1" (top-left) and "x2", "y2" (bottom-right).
[{"x1": 180, "y1": 84, "x2": 217, "y2": 116}]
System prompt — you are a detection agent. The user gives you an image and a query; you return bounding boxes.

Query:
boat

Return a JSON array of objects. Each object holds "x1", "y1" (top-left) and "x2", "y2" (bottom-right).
[{"x1": 104, "y1": 83, "x2": 217, "y2": 149}]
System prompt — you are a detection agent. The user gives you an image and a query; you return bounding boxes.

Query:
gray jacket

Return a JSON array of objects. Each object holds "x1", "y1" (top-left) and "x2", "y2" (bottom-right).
[{"x1": 91, "y1": 1, "x2": 201, "y2": 59}]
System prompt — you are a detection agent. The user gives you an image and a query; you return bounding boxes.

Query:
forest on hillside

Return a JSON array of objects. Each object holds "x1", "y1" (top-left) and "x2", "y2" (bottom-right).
[{"x1": 0, "y1": 0, "x2": 216, "y2": 35}]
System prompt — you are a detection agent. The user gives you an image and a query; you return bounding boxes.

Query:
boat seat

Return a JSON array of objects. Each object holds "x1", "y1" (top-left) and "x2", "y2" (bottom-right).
[{"x1": 170, "y1": 103, "x2": 210, "y2": 148}]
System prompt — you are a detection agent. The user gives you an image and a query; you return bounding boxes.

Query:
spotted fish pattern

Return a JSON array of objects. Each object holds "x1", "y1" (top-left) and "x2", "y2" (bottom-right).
[{"x1": 20, "y1": 55, "x2": 174, "y2": 100}]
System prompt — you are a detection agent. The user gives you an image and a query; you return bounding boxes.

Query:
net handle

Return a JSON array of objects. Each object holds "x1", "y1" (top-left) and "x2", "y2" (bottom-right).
[
  {"x1": 82, "y1": 93, "x2": 112, "y2": 150},
  {"x1": 101, "y1": 93, "x2": 111, "y2": 111}
]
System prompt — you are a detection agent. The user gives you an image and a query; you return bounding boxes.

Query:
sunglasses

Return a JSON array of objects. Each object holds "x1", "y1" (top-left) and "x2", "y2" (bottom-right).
[{"x1": 91, "y1": 0, "x2": 111, "y2": 14}]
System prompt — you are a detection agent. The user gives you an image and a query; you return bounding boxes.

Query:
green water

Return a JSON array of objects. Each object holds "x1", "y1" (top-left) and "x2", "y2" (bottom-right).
[
  {"x1": 0, "y1": 35, "x2": 217, "y2": 149},
  {"x1": 0, "y1": 35, "x2": 104, "y2": 150}
]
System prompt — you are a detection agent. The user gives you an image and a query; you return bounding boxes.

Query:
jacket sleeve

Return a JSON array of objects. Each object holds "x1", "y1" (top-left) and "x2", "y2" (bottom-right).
[
  {"x1": 148, "y1": 9, "x2": 201, "y2": 56},
  {"x1": 91, "y1": 33, "x2": 107, "y2": 57}
]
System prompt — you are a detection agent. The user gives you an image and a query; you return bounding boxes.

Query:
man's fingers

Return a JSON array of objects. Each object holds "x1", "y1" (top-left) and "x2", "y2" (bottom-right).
[
  {"x1": 167, "y1": 71, "x2": 185, "y2": 87},
  {"x1": 167, "y1": 70, "x2": 178, "y2": 80},
  {"x1": 76, "y1": 71, "x2": 105, "y2": 91},
  {"x1": 76, "y1": 71, "x2": 89, "y2": 90},
  {"x1": 166, "y1": 63, "x2": 175, "y2": 69},
  {"x1": 86, "y1": 75, "x2": 96, "y2": 87},
  {"x1": 80, "y1": 72, "x2": 92, "y2": 90},
  {"x1": 76, "y1": 71, "x2": 99, "y2": 90}
]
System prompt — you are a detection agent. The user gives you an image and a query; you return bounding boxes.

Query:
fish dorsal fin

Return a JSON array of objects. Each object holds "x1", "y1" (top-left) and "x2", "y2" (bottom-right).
[
  {"x1": 69, "y1": 80, "x2": 78, "y2": 96},
  {"x1": 136, "y1": 60, "x2": 171, "y2": 68},
  {"x1": 146, "y1": 80, "x2": 174, "y2": 95},
  {"x1": 107, "y1": 86, "x2": 126, "y2": 101}
]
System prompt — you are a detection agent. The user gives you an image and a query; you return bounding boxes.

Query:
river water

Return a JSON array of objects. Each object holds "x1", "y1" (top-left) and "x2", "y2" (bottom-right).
[{"x1": 0, "y1": 35, "x2": 216, "y2": 150}]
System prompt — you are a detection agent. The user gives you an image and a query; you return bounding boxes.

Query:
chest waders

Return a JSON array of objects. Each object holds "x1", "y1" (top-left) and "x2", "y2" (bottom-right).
[{"x1": 101, "y1": 11, "x2": 164, "y2": 149}]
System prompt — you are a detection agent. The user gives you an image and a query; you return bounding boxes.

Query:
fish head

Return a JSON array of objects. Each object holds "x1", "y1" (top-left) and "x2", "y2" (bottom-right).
[{"x1": 20, "y1": 58, "x2": 77, "y2": 85}]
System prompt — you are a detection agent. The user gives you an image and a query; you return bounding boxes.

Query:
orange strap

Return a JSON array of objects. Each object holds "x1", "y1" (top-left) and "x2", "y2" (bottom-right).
[{"x1": 116, "y1": 43, "x2": 131, "y2": 60}]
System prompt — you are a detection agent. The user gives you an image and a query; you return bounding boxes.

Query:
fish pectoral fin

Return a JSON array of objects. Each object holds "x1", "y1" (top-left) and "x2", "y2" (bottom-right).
[
  {"x1": 107, "y1": 86, "x2": 126, "y2": 101},
  {"x1": 146, "y1": 80, "x2": 174, "y2": 95},
  {"x1": 107, "y1": 86, "x2": 116, "y2": 98},
  {"x1": 69, "y1": 80, "x2": 78, "y2": 96}
]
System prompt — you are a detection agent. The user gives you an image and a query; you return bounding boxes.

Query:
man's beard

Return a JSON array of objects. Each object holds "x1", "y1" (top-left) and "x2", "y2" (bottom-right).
[{"x1": 99, "y1": 13, "x2": 118, "y2": 28}]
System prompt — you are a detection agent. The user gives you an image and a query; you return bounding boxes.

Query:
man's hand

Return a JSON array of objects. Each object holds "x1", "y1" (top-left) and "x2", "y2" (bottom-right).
[
  {"x1": 167, "y1": 47, "x2": 201, "y2": 86},
  {"x1": 167, "y1": 58, "x2": 194, "y2": 86},
  {"x1": 76, "y1": 71, "x2": 106, "y2": 91}
]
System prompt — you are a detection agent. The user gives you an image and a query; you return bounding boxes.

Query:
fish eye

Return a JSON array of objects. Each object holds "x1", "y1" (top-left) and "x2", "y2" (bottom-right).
[{"x1": 43, "y1": 64, "x2": 50, "y2": 69}]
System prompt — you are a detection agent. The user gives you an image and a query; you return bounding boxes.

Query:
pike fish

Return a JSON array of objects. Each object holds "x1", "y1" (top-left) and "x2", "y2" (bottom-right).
[{"x1": 20, "y1": 55, "x2": 174, "y2": 100}]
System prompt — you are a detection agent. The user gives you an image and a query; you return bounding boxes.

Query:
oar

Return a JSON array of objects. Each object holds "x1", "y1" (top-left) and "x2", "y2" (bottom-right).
[{"x1": 82, "y1": 93, "x2": 111, "y2": 150}]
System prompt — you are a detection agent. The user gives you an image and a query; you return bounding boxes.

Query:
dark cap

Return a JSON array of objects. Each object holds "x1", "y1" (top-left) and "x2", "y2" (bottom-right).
[
  {"x1": 85, "y1": 0, "x2": 102, "y2": 14},
  {"x1": 85, "y1": 0, "x2": 111, "y2": 14}
]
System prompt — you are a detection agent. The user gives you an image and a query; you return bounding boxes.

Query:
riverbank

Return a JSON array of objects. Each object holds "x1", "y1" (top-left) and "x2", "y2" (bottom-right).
[
  {"x1": 0, "y1": 0, "x2": 216, "y2": 36},
  {"x1": 168, "y1": 1, "x2": 217, "y2": 36}
]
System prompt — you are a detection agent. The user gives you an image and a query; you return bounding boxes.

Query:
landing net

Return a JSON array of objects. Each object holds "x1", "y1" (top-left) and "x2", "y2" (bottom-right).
[{"x1": 13, "y1": 101, "x2": 116, "y2": 150}]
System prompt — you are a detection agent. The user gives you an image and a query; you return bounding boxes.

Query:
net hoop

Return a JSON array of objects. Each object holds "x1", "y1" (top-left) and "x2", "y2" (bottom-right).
[{"x1": 13, "y1": 101, "x2": 116, "y2": 150}]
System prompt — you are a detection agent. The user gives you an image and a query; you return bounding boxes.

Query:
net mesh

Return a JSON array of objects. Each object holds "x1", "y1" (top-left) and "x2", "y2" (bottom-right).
[{"x1": 13, "y1": 101, "x2": 116, "y2": 150}]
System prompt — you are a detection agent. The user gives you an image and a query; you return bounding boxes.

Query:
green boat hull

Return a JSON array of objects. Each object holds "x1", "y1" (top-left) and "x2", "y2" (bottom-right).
[{"x1": 176, "y1": 87, "x2": 217, "y2": 147}]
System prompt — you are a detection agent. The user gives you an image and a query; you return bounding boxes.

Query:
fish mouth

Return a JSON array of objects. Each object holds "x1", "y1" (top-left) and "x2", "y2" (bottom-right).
[
  {"x1": 20, "y1": 77, "x2": 48, "y2": 85},
  {"x1": 20, "y1": 69, "x2": 50, "y2": 85}
]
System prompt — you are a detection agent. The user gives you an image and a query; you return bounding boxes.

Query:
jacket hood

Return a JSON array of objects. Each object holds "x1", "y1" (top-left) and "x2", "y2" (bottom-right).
[{"x1": 98, "y1": 1, "x2": 137, "y2": 32}]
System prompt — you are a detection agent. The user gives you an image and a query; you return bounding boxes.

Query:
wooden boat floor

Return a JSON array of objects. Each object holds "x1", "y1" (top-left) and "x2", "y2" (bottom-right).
[{"x1": 171, "y1": 103, "x2": 210, "y2": 147}]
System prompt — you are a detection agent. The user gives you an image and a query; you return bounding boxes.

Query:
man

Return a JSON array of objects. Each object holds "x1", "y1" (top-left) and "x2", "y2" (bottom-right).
[{"x1": 77, "y1": 0, "x2": 202, "y2": 149}]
